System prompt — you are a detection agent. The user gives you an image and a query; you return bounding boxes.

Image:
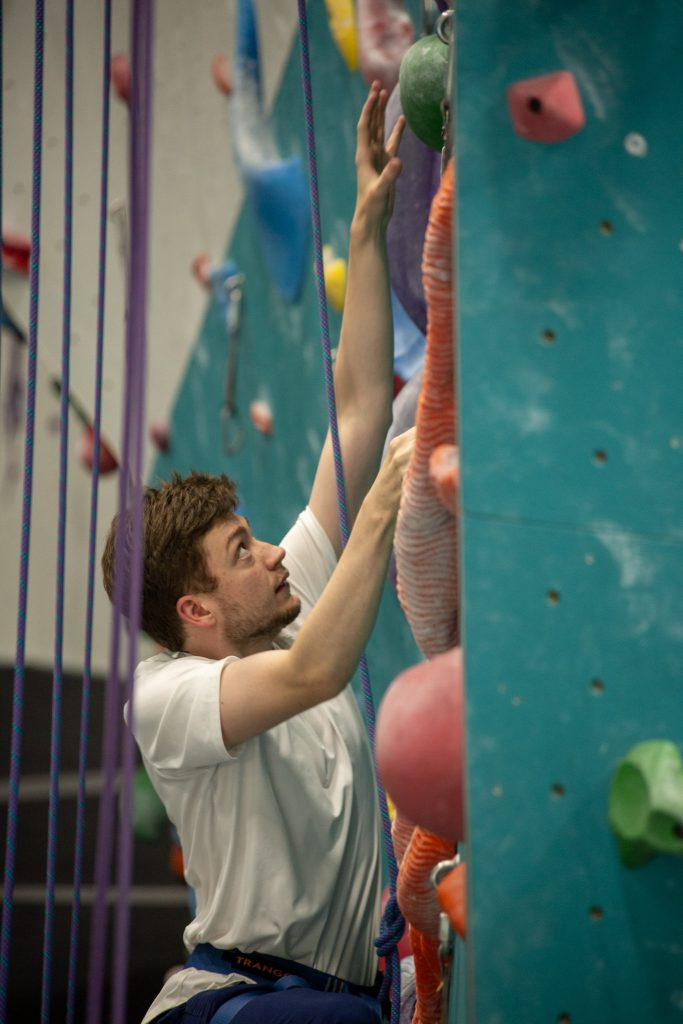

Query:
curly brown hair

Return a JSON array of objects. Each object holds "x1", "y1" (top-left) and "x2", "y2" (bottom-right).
[{"x1": 101, "y1": 471, "x2": 239, "y2": 651}]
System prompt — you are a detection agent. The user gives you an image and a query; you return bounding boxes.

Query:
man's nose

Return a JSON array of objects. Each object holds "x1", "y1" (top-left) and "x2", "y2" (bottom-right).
[{"x1": 263, "y1": 543, "x2": 285, "y2": 568}]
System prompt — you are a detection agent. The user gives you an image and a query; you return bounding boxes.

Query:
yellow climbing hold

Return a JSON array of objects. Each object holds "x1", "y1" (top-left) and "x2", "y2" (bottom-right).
[
  {"x1": 323, "y1": 244, "x2": 347, "y2": 313},
  {"x1": 325, "y1": 0, "x2": 358, "y2": 72}
]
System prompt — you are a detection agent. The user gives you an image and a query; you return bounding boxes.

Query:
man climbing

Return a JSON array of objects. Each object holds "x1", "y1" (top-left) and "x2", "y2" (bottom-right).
[{"x1": 102, "y1": 81, "x2": 410, "y2": 1024}]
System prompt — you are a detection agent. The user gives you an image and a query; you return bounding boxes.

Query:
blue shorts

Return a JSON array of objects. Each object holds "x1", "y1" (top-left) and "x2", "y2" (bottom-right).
[{"x1": 152, "y1": 983, "x2": 381, "y2": 1023}]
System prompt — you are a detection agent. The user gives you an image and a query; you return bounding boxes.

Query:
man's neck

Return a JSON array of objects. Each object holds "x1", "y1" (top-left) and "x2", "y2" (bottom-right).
[{"x1": 182, "y1": 630, "x2": 276, "y2": 661}]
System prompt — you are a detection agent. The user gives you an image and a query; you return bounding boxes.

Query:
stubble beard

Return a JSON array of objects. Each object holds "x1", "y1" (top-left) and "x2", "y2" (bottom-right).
[{"x1": 218, "y1": 593, "x2": 302, "y2": 649}]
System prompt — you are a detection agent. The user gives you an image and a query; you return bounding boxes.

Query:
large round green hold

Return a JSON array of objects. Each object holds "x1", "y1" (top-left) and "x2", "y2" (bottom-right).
[{"x1": 399, "y1": 34, "x2": 449, "y2": 152}]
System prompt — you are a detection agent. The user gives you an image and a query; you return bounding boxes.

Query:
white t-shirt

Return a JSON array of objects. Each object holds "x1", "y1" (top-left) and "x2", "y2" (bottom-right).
[{"x1": 132, "y1": 508, "x2": 382, "y2": 1023}]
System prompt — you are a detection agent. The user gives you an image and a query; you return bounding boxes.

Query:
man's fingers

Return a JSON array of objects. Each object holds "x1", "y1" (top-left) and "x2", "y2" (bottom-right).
[
  {"x1": 385, "y1": 115, "x2": 406, "y2": 158},
  {"x1": 357, "y1": 80, "x2": 380, "y2": 140}
]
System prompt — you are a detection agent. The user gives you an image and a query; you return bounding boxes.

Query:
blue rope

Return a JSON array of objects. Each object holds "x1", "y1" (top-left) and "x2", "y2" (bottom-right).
[
  {"x1": 39, "y1": 2, "x2": 74, "y2": 1018},
  {"x1": 295, "y1": 6, "x2": 403, "y2": 1021},
  {"x1": 0, "y1": 5, "x2": 44, "y2": 1021},
  {"x1": 111, "y1": 4, "x2": 154, "y2": 1020},
  {"x1": 65, "y1": 2, "x2": 112, "y2": 1021}
]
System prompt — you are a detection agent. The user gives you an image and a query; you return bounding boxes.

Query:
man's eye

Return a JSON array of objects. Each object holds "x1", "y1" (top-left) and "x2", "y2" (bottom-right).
[{"x1": 237, "y1": 542, "x2": 249, "y2": 559}]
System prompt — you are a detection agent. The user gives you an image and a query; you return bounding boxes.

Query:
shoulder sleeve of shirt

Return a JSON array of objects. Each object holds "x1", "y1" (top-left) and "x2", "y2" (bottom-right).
[
  {"x1": 277, "y1": 506, "x2": 337, "y2": 645},
  {"x1": 130, "y1": 653, "x2": 244, "y2": 773}
]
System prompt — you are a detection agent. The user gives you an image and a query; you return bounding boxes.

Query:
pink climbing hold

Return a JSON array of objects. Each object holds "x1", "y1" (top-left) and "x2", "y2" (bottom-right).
[
  {"x1": 377, "y1": 647, "x2": 465, "y2": 844},
  {"x1": 80, "y1": 425, "x2": 118, "y2": 475},
  {"x1": 358, "y1": 0, "x2": 414, "y2": 94},
  {"x1": 211, "y1": 54, "x2": 233, "y2": 95},
  {"x1": 507, "y1": 70, "x2": 585, "y2": 143},
  {"x1": 249, "y1": 399, "x2": 273, "y2": 435},
  {"x1": 110, "y1": 54, "x2": 131, "y2": 106},
  {"x1": 149, "y1": 422, "x2": 171, "y2": 453}
]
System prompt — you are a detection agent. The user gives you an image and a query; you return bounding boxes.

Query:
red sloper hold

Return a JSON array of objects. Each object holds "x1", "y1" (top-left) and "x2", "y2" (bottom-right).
[
  {"x1": 111, "y1": 54, "x2": 131, "y2": 106},
  {"x1": 507, "y1": 70, "x2": 585, "y2": 143},
  {"x1": 2, "y1": 231, "x2": 31, "y2": 275},
  {"x1": 80, "y1": 425, "x2": 119, "y2": 475}
]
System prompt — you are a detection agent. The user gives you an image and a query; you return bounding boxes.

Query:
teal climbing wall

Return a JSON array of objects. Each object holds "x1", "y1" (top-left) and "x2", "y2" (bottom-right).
[
  {"x1": 150, "y1": 5, "x2": 422, "y2": 717},
  {"x1": 456, "y1": 1, "x2": 683, "y2": 1022}
]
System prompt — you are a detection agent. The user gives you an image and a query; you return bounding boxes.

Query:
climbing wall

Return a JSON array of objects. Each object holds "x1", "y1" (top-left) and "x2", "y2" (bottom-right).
[
  {"x1": 455, "y1": 1, "x2": 683, "y2": 1021},
  {"x1": 150, "y1": 2, "x2": 422, "y2": 705}
]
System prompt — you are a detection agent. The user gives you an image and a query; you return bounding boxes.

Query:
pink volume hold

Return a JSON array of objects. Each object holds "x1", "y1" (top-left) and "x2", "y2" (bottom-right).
[{"x1": 507, "y1": 70, "x2": 585, "y2": 143}]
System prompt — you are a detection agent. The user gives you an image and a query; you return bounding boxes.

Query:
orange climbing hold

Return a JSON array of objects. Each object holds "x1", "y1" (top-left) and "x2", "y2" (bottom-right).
[
  {"x1": 211, "y1": 53, "x2": 233, "y2": 95},
  {"x1": 507, "y1": 71, "x2": 585, "y2": 144},
  {"x1": 249, "y1": 400, "x2": 273, "y2": 435},
  {"x1": 428, "y1": 443, "x2": 458, "y2": 515},
  {"x1": 436, "y1": 861, "x2": 466, "y2": 939}
]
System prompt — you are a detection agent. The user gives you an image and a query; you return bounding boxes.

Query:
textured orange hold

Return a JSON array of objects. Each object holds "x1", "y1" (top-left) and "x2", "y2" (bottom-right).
[
  {"x1": 428, "y1": 443, "x2": 458, "y2": 515},
  {"x1": 395, "y1": 159, "x2": 458, "y2": 659},
  {"x1": 507, "y1": 71, "x2": 585, "y2": 143}
]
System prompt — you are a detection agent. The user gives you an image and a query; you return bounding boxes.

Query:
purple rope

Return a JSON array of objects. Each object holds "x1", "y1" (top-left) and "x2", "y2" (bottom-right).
[
  {"x1": 66, "y1": 2, "x2": 112, "y2": 1021},
  {"x1": 40, "y1": 1, "x2": 74, "y2": 1019},
  {"x1": 296, "y1": 5, "x2": 403, "y2": 1021},
  {"x1": 0, "y1": 6, "x2": 44, "y2": 1021},
  {"x1": 111, "y1": 2, "x2": 153, "y2": 1020}
]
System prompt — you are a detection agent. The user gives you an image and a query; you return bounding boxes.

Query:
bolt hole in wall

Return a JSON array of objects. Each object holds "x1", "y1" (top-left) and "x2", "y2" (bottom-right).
[
  {"x1": 590, "y1": 678, "x2": 605, "y2": 695},
  {"x1": 541, "y1": 327, "x2": 556, "y2": 344},
  {"x1": 599, "y1": 219, "x2": 614, "y2": 235},
  {"x1": 551, "y1": 783, "x2": 565, "y2": 798},
  {"x1": 589, "y1": 906, "x2": 604, "y2": 921},
  {"x1": 593, "y1": 449, "x2": 608, "y2": 465},
  {"x1": 546, "y1": 589, "x2": 561, "y2": 604},
  {"x1": 557, "y1": 1014, "x2": 572, "y2": 1024}
]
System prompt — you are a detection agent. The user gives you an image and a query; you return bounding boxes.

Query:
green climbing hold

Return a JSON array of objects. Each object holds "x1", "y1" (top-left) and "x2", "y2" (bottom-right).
[
  {"x1": 398, "y1": 34, "x2": 449, "y2": 152},
  {"x1": 608, "y1": 740, "x2": 683, "y2": 869}
]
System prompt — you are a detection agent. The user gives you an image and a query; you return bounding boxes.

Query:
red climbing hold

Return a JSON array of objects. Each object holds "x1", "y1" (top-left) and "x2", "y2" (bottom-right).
[
  {"x1": 80, "y1": 425, "x2": 118, "y2": 475},
  {"x1": 110, "y1": 54, "x2": 131, "y2": 106},
  {"x1": 2, "y1": 231, "x2": 31, "y2": 275},
  {"x1": 506, "y1": 70, "x2": 585, "y2": 143},
  {"x1": 149, "y1": 422, "x2": 171, "y2": 452}
]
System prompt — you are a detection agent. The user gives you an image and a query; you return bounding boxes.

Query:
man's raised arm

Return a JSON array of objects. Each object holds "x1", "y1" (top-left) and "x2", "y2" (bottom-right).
[{"x1": 309, "y1": 82, "x2": 405, "y2": 557}]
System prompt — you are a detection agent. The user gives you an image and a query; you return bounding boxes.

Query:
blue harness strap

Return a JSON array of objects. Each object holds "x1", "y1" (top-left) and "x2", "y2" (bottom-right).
[
  {"x1": 147, "y1": 945, "x2": 385, "y2": 1023},
  {"x1": 187, "y1": 943, "x2": 383, "y2": 998}
]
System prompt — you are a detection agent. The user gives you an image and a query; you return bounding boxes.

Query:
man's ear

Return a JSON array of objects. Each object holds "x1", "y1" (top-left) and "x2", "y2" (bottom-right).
[{"x1": 176, "y1": 594, "x2": 215, "y2": 629}]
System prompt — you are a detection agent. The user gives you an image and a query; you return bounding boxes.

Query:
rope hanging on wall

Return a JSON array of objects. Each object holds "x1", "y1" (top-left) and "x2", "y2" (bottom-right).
[
  {"x1": 295, "y1": 5, "x2": 404, "y2": 1022},
  {"x1": 0, "y1": 4, "x2": 45, "y2": 1020},
  {"x1": 86, "y1": 2, "x2": 154, "y2": 1022},
  {"x1": 66, "y1": 2, "x2": 112, "y2": 1020}
]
